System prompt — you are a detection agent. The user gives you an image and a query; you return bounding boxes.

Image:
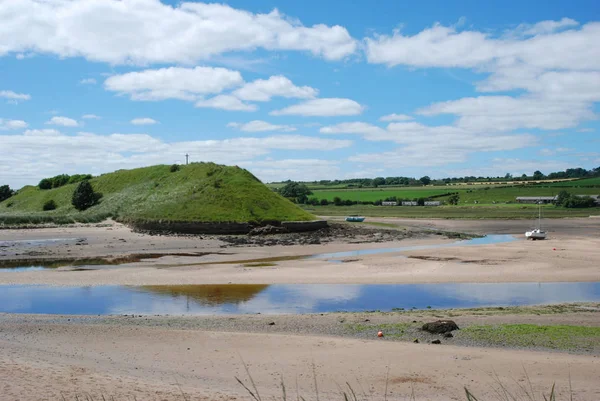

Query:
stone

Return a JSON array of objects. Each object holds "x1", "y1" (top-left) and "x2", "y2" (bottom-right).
[
  {"x1": 268, "y1": 322, "x2": 275, "y2": 326},
  {"x1": 413, "y1": 339, "x2": 419, "y2": 343},
  {"x1": 431, "y1": 339, "x2": 441, "y2": 344},
  {"x1": 422, "y1": 320, "x2": 459, "y2": 334},
  {"x1": 443, "y1": 332, "x2": 454, "y2": 338}
]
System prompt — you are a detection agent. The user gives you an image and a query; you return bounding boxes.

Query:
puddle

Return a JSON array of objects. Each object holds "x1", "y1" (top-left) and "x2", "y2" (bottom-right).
[
  {"x1": 307, "y1": 234, "x2": 515, "y2": 260},
  {"x1": 1, "y1": 282, "x2": 599, "y2": 315}
]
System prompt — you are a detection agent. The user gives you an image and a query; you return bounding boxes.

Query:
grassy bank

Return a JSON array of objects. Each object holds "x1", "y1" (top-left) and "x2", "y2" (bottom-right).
[
  {"x1": 303, "y1": 204, "x2": 599, "y2": 219},
  {"x1": 0, "y1": 163, "x2": 315, "y2": 226}
]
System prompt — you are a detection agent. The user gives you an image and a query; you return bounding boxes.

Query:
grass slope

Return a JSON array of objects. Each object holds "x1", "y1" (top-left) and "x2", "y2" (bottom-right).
[{"x1": 0, "y1": 163, "x2": 315, "y2": 225}]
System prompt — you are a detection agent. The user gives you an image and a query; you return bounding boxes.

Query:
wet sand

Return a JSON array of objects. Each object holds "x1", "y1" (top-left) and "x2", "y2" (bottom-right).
[{"x1": 1, "y1": 218, "x2": 599, "y2": 285}]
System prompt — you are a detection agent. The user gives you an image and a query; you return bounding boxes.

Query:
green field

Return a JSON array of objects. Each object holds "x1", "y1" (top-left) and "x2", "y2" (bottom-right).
[
  {"x1": 310, "y1": 185, "x2": 600, "y2": 205},
  {"x1": 0, "y1": 163, "x2": 314, "y2": 225},
  {"x1": 312, "y1": 187, "x2": 456, "y2": 201}
]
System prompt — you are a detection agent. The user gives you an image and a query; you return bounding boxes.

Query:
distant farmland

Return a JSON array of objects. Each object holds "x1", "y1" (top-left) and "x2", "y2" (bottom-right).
[{"x1": 309, "y1": 185, "x2": 600, "y2": 204}]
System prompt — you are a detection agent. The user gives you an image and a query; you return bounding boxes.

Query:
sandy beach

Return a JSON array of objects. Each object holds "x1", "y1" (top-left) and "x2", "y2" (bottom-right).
[{"x1": 1, "y1": 218, "x2": 600, "y2": 400}]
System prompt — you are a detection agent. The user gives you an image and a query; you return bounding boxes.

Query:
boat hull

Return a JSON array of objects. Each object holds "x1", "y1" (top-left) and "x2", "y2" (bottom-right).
[
  {"x1": 345, "y1": 216, "x2": 365, "y2": 222},
  {"x1": 525, "y1": 230, "x2": 547, "y2": 240}
]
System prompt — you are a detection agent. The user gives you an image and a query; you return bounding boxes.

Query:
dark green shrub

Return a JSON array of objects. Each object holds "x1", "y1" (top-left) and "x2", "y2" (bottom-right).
[
  {"x1": 0, "y1": 184, "x2": 14, "y2": 202},
  {"x1": 169, "y1": 164, "x2": 180, "y2": 173},
  {"x1": 38, "y1": 178, "x2": 52, "y2": 190},
  {"x1": 72, "y1": 180, "x2": 99, "y2": 211},
  {"x1": 320, "y1": 199, "x2": 329, "y2": 206},
  {"x1": 43, "y1": 199, "x2": 57, "y2": 211}
]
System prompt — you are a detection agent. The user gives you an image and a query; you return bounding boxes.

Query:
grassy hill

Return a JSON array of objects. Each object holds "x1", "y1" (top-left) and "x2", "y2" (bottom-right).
[{"x1": 0, "y1": 163, "x2": 315, "y2": 225}]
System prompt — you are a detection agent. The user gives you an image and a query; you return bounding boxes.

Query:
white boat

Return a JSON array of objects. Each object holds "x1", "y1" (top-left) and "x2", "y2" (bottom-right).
[{"x1": 525, "y1": 203, "x2": 546, "y2": 240}]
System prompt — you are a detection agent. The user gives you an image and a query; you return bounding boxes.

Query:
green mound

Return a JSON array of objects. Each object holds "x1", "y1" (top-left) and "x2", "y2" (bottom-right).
[{"x1": 0, "y1": 163, "x2": 315, "y2": 225}]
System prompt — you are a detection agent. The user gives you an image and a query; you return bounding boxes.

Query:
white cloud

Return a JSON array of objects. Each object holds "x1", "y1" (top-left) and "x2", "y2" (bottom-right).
[
  {"x1": 240, "y1": 159, "x2": 341, "y2": 183},
  {"x1": 0, "y1": 119, "x2": 28, "y2": 130},
  {"x1": 131, "y1": 118, "x2": 158, "y2": 126},
  {"x1": 79, "y1": 78, "x2": 97, "y2": 85},
  {"x1": 227, "y1": 120, "x2": 296, "y2": 132},
  {"x1": 0, "y1": 90, "x2": 31, "y2": 102},
  {"x1": 82, "y1": 114, "x2": 101, "y2": 120},
  {"x1": 46, "y1": 116, "x2": 79, "y2": 127},
  {"x1": 195, "y1": 95, "x2": 257, "y2": 111},
  {"x1": 417, "y1": 96, "x2": 595, "y2": 131},
  {"x1": 105, "y1": 67, "x2": 243, "y2": 101},
  {"x1": 270, "y1": 98, "x2": 364, "y2": 117},
  {"x1": 0, "y1": 1, "x2": 356, "y2": 64},
  {"x1": 322, "y1": 120, "x2": 537, "y2": 168},
  {"x1": 0, "y1": 131, "x2": 352, "y2": 188},
  {"x1": 233, "y1": 75, "x2": 318, "y2": 102},
  {"x1": 516, "y1": 18, "x2": 579, "y2": 37},
  {"x1": 379, "y1": 113, "x2": 413, "y2": 122},
  {"x1": 365, "y1": 21, "x2": 600, "y2": 70}
]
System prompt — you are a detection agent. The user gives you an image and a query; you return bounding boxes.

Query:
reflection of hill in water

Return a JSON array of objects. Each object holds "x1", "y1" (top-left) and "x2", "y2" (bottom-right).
[{"x1": 138, "y1": 284, "x2": 270, "y2": 306}]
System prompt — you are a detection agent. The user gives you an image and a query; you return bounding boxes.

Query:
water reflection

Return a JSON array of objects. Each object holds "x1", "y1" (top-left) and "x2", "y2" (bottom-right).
[{"x1": 0, "y1": 282, "x2": 599, "y2": 316}]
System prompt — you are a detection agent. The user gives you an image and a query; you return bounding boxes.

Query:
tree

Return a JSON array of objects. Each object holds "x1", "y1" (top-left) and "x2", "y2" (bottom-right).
[
  {"x1": 71, "y1": 180, "x2": 99, "y2": 211},
  {"x1": 320, "y1": 199, "x2": 329, "y2": 206},
  {"x1": 277, "y1": 181, "x2": 312, "y2": 203},
  {"x1": 532, "y1": 170, "x2": 544, "y2": 181},
  {"x1": 447, "y1": 193, "x2": 460, "y2": 205},
  {"x1": 372, "y1": 177, "x2": 386, "y2": 187},
  {"x1": 419, "y1": 176, "x2": 431, "y2": 186},
  {"x1": 0, "y1": 185, "x2": 14, "y2": 202},
  {"x1": 333, "y1": 196, "x2": 342, "y2": 206},
  {"x1": 38, "y1": 178, "x2": 53, "y2": 190}
]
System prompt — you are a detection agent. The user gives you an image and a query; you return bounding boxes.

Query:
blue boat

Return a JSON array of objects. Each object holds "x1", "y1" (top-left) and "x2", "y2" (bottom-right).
[{"x1": 345, "y1": 216, "x2": 365, "y2": 222}]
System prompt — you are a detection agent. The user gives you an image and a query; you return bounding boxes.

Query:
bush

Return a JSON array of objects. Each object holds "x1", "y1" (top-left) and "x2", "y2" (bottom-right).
[
  {"x1": 319, "y1": 199, "x2": 329, "y2": 206},
  {"x1": 42, "y1": 199, "x2": 57, "y2": 211},
  {"x1": 0, "y1": 184, "x2": 14, "y2": 202},
  {"x1": 447, "y1": 193, "x2": 460, "y2": 205},
  {"x1": 333, "y1": 196, "x2": 342, "y2": 206},
  {"x1": 169, "y1": 164, "x2": 180, "y2": 173},
  {"x1": 38, "y1": 178, "x2": 53, "y2": 190},
  {"x1": 72, "y1": 180, "x2": 99, "y2": 211}
]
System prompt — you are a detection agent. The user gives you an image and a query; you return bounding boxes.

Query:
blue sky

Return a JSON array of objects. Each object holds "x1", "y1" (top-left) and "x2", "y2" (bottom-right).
[{"x1": 1, "y1": 0, "x2": 599, "y2": 188}]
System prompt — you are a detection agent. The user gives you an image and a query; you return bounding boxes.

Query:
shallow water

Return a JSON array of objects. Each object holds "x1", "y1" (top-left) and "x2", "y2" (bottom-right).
[
  {"x1": 307, "y1": 234, "x2": 516, "y2": 260},
  {"x1": 1, "y1": 282, "x2": 598, "y2": 315}
]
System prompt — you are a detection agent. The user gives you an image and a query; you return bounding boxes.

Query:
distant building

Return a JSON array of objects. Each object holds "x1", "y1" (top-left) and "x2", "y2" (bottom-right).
[
  {"x1": 401, "y1": 201, "x2": 418, "y2": 206},
  {"x1": 424, "y1": 201, "x2": 441, "y2": 206},
  {"x1": 381, "y1": 201, "x2": 398, "y2": 206},
  {"x1": 516, "y1": 196, "x2": 557, "y2": 204}
]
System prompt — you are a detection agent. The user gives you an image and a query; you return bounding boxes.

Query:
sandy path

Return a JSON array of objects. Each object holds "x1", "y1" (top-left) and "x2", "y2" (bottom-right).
[{"x1": 1, "y1": 319, "x2": 599, "y2": 401}]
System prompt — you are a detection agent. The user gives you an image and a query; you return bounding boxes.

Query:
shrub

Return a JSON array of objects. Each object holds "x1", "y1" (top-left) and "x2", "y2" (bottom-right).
[
  {"x1": 333, "y1": 196, "x2": 342, "y2": 206},
  {"x1": 319, "y1": 199, "x2": 329, "y2": 206},
  {"x1": 38, "y1": 178, "x2": 53, "y2": 190},
  {"x1": 447, "y1": 193, "x2": 460, "y2": 205},
  {"x1": 72, "y1": 180, "x2": 99, "y2": 211},
  {"x1": 0, "y1": 184, "x2": 14, "y2": 202},
  {"x1": 169, "y1": 164, "x2": 180, "y2": 173},
  {"x1": 42, "y1": 199, "x2": 57, "y2": 211}
]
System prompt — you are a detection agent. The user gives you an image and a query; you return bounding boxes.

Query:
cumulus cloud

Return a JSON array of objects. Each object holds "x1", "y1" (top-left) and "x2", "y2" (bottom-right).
[
  {"x1": 131, "y1": 118, "x2": 158, "y2": 125},
  {"x1": 79, "y1": 78, "x2": 97, "y2": 85},
  {"x1": 0, "y1": 90, "x2": 31, "y2": 103},
  {"x1": 0, "y1": 131, "x2": 352, "y2": 188},
  {"x1": 227, "y1": 120, "x2": 296, "y2": 132},
  {"x1": 46, "y1": 116, "x2": 79, "y2": 127},
  {"x1": 233, "y1": 75, "x2": 318, "y2": 102},
  {"x1": 105, "y1": 67, "x2": 243, "y2": 101},
  {"x1": 195, "y1": 95, "x2": 257, "y2": 111},
  {"x1": 379, "y1": 113, "x2": 413, "y2": 122},
  {"x1": 270, "y1": 98, "x2": 364, "y2": 117},
  {"x1": 515, "y1": 17, "x2": 579, "y2": 37},
  {"x1": 240, "y1": 159, "x2": 341, "y2": 183},
  {"x1": 82, "y1": 114, "x2": 101, "y2": 120},
  {"x1": 0, "y1": 119, "x2": 28, "y2": 130},
  {"x1": 0, "y1": 1, "x2": 357, "y2": 64}
]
